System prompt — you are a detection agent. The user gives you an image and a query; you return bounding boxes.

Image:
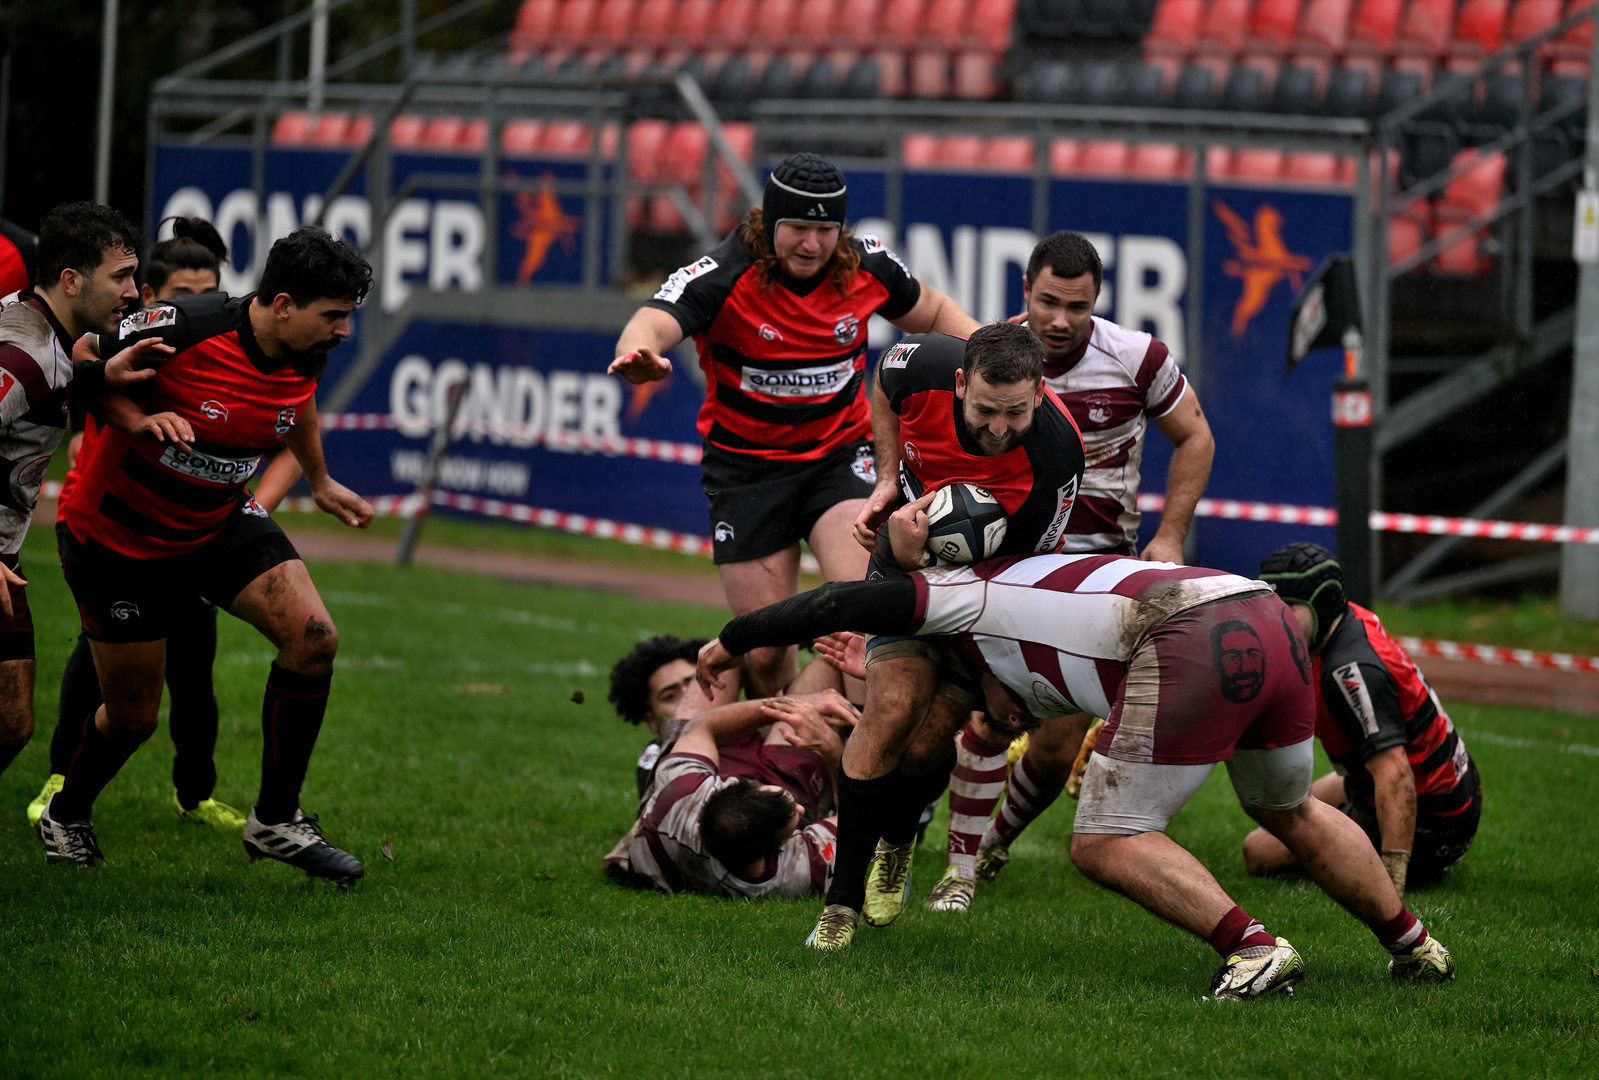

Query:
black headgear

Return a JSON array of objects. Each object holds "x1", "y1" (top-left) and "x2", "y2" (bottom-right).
[
  {"x1": 1259, "y1": 542, "x2": 1347, "y2": 651},
  {"x1": 762, "y1": 152, "x2": 848, "y2": 246}
]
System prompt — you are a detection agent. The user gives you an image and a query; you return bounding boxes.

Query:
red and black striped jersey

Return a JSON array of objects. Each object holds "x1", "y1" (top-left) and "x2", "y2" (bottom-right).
[
  {"x1": 64, "y1": 292, "x2": 315, "y2": 558},
  {"x1": 1314, "y1": 603, "x2": 1476, "y2": 817},
  {"x1": 879, "y1": 333, "x2": 1087, "y2": 557},
  {"x1": 644, "y1": 227, "x2": 921, "y2": 462}
]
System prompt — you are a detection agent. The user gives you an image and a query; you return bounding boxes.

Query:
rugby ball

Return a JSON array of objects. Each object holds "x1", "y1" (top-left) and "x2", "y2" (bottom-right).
[{"x1": 924, "y1": 483, "x2": 1008, "y2": 565}]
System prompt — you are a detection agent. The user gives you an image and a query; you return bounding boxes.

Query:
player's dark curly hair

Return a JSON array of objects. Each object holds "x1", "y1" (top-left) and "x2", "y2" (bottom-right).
[
  {"x1": 146, "y1": 217, "x2": 227, "y2": 295},
  {"x1": 255, "y1": 225, "x2": 372, "y2": 307},
  {"x1": 1026, "y1": 231, "x2": 1103, "y2": 293},
  {"x1": 740, "y1": 206, "x2": 861, "y2": 297},
  {"x1": 608, "y1": 635, "x2": 707, "y2": 725},
  {"x1": 963, "y1": 321, "x2": 1045, "y2": 385},
  {"x1": 35, "y1": 202, "x2": 141, "y2": 290},
  {"x1": 701, "y1": 780, "x2": 795, "y2": 869}
]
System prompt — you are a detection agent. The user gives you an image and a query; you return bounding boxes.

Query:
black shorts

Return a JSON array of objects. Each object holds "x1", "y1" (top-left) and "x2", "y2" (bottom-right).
[
  {"x1": 0, "y1": 551, "x2": 34, "y2": 662},
  {"x1": 59, "y1": 504, "x2": 300, "y2": 644},
  {"x1": 1342, "y1": 764, "x2": 1482, "y2": 887},
  {"x1": 700, "y1": 439, "x2": 876, "y2": 564}
]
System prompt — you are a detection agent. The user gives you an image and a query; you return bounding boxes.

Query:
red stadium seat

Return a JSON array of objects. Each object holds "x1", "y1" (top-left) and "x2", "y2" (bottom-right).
[
  {"x1": 909, "y1": 49, "x2": 951, "y2": 95},
  {"x1": 953, "y1": 49, "x2": 1000, "y2": 97},
  {"x1": 1346, "y1": 0, "x2": 1405, "y2": 54},
  {"x1": 307, "y1": 112, "x2": 352, "y2": 146},
  {"x1": 1049, "y1": 138, "x2": 1081, "y2": 174},
  {"x1": 462, "y1": 118, "x2": 488, "y2": 151},
  {"x1": 662, "y1": 122, "x2": 711, "y2": 187},
  {"x1": 627, "y1": 118, "x2": 672, "y2": 181},
  {"x1": 987, "y1": 135, "x2": 1036, "y2": 170},
  {"x1": 389, "y1": 114, "x2": 428, "y2": 148},
  {"x1": 1439, "y1": 148, "x2": 1507, "y2": 214},
  {"x1": 1078, "y1": 140, "x2": 1131, "y2": 174},
  {"x1": 794, "y1": 0, "x2": 843, "y2": 46},
  {"x1": 419, "y1": 116, "x2": 467, "y2": 150},
  {"x1": 1450, "y1": 0, "x2": 1508, "y2": 57},
  {"x1": 273, "y1": 111, "x2": 313, "y2": 144},
  {"x1": 1388, "y1": 209, "x2": 1429, "y2": 268},
  {"x1": 502, "y1": 119, "x2": 545, "y2": 156},
  {"x1": 1509, "y1": 0, "x2": 1562, "y2": 41},
  {"x1": 511, "y1": 0, "x2": 561, "y2": 58},
  {"x1": 1145, "y1": 0, "x2": 1205, "y2": 55},
  {"x1": 1543, "y1": 0, "x2": 1594, "y2": 61},
  {"x1": 592, "y1": 0, "x2": 637, "y2": 48},
  {"x1": 938, "y1": 133, "x2": 986, "y2": 164},
  {"x1": 925, "y1": 0, "x2": 971, "y2": 47},
  {"x1": 880, "y1": 0, "x2": 927, "y2": 44},
  {"x1": 633, "y1": 0, "x2": 675, "y2": 43},
  {"x1": 1232, "y1": 147, "x2": 1285, "y2": 178},
  {"x1": 707, "y1": 0, "x2": 758, "y2": 46},
  {"x1": 903, "y1": 132, "x2": 942, "y2": 165},
  {"x1": 751, "y1": 0, "x2": 800, "y2": 45},
  {"x1": 1396, "y1": 0, "x2": 1457, "y2": 54},
  {"x1": 675, "y1": 0, "x2": 718, "y2": 46},
  {"x1": 541, "y1": 120, "x2": 594, "y2": 155},
  {"x1": 1295, "y1": 0, "x2": 1353, "y2": 53},
  {"x1": 1204, "y1": 145, "x2": 1235, "y2": 176},
  {"x1": 1130, "y1": 141, "x2": 1186, "y2": 177},
  {"x1": 969, "y1": 0, "x2": 1017, "y2": 51},
  {"x1": 1193, "y1": 0, "x2": 1256, "y2": 53},
  {"x1": 1283, "y1": 150, "x2": 1342, "y2": 182},
  {"x1": 1249, "y1": 0, "x2": 1303, "y2": 50},
  {"x1": 552, "y1": 0, "x2": 598, "y2": 46},
  {"x1": 838, "y1": 0, "x2": 885, "y2": 46},
  {"x1": 345, "y1": 115, "x2": 374, "y2": 147}
]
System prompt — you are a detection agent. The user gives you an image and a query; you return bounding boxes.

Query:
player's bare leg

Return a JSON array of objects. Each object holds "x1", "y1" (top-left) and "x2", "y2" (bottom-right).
[
  {"x1": 1070, "y1": 830, "x2": 1237, "y2": 936},
  {"x1": 228, "y1": 560, "x2": 362, "y2": 883},
  {"x1": 0, "y1": 658, "x2": 35, "y2": 775},
  {"x1": 1242, "y1": 773, "x2": 1347, "y2": 876},
  {"x1": 717, "y1": 547, "x2": 802, "y2": 698}
]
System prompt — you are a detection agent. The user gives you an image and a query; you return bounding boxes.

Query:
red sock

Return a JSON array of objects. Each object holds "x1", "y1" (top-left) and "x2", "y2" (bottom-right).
[
  {"x1": 1209, "y1": 906, "x2": 1277, "y2": 957},
  {"x1": 945, "y1": 726, "x2": 1011, "y2": 876},
  {"x1": 1374, "y1": 908, "x2": 1428, "y2": 957},
  {"x1": 992, "y1": 749, "x2": 1066, "y2": 844}
]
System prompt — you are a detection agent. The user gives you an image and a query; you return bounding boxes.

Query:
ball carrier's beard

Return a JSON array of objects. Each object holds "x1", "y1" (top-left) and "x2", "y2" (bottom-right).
[{"x1": 286, "y1": 340, "x2": 339, "y2": 380}]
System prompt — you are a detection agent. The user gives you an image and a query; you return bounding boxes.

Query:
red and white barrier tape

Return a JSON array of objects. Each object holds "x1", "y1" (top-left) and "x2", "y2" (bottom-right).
[
  {"x1": 1399, "y1": 636, "x2": 1599, "y2": 675},
  {"x1": 320, "y1": 413, "x2": 702, "y2": 465}
]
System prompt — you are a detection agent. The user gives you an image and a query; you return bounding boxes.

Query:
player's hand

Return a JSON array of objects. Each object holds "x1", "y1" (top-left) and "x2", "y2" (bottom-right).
[
  {"x1": 853, "y1": 479, "x2": 902, "y2": 553},
  {"x1": 65, "y1": 432, "x2": 83, "y2": 471},
  {"x1": 696, "y1": 638, "x2": 741, "y2": 695},
  {"x1": 606, "y1": 347, "x2": 672, "y2": 384},
  {"x1": 1006, "y1": 310, "x2": 1030, "y2": 325},
  {"x1": 1140, "y1": 534, "x2": 1185, "y2": 564},
  {"x1": 887, "y1": 488, "x2": 937, "y2": 570},
  {"x1": 311, "y1": 477, "x2": 374, "y2": 528},
  {"x1": 814, "y1": 631, "x2": 867, "y2": 681},
  {"x1": 0, "y1": 561, "x2": 25, "y2": 620},
  {"x1": 71, "y1": 334, "x2": 100, "y2": 364},
  {"x1": 129, "y1": 411, "x2": 194, "y2": 452},
  {"x1": 103, "y1": 338, "x2": 177, "y2": 388},
  {"x1": 763, "y1": 695, "x2": 850, "y2": 765}
]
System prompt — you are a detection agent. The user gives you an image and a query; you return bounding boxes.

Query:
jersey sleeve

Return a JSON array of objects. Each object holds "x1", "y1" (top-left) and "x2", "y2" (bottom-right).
[
  {"x1": 876, "y1": 333, "x2": 963, "y2": 412},
  {"x1": 92, "y1": 291, "x2": 234, "y2": 360},
  {"x1": 642, "y1": 230, "x2": 748, "y2": 338},
  {"x1": 1320, "y1": 656, "x2": 1408, "y2": 762},
  {"x1": 1137, "y1": 340, "x2": 1188, "y2": 418},
  {"x1": 856, "y1": 235, "x2": 922, "y2": 321}
]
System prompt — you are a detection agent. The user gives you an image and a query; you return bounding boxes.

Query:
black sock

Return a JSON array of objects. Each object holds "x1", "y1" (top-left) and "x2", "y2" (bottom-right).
[
  {"x1": 881, "y1": 756, "x2": 953, "y2": 846},
  {"x1": 256, "y1": 663, "x2": 332, "y2": 825},
  {"x1": 167, "y1": 610, "x2": 220, "y2": 809},
  {"x1": 825, "y1": 767, "x2": 901, "y2": 911},
  {"x1": 51, "y1": 634, "x2": 102, "y2": 776},
  {"x1": 53, "y1": 713, "x2": 147, "y2": 821}
]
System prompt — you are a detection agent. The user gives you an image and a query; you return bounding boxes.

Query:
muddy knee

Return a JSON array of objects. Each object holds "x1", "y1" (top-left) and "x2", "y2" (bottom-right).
[{"x1": 283, "y1": 614, "x2": 339, "y2": 672}]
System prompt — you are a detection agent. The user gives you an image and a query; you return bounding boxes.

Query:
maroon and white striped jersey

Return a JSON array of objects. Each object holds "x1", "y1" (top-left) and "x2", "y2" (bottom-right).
[
  {"x1": 0, "y1": 291, "x2": 74, "y2": 554},
  {"x1": 605, "y1": 752, "x2": 837, "y2": 897},
  {"x1": 1042, "y1": 316, "x2": 1187, "y2": 553},
  {"x1": 909, "y1": 553, "x2": 1263, "y2": 720}
]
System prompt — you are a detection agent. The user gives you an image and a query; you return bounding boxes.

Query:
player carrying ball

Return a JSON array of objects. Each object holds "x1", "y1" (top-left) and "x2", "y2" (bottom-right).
[{"x1": 37, "y1": 226, "x2": 374, "y2": 882}]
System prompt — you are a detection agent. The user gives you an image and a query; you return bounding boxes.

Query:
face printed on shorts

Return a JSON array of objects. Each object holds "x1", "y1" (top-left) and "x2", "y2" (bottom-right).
[{"x1": 1211, "y1": 620, "x2": 1265, "y2": 703}]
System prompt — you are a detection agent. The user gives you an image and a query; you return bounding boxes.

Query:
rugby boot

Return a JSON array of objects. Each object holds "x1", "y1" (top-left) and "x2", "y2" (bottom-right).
[
  {"x1": 1208, "y1": 937, "x2": 1304, "y2": 1000},
  {"x1": 805, "y1": 904, "x2": 859, "y2": 951},
  {"x1": 243, "y1": 808, "x2": 364, "y2": 885},
  {"x1": 37, "y1": 796, "x2": 104, "y2": 867},
  {"x1": 924, "y1": 865, "x2": 976, "y2": 912},
  {"x1": 26, "y1": 773, "x2": 64, "y2": 827},
  {"x1": 974, "y1": 827, "x2": 1012, "y2": 883},
  {"x1": 174, "y1": 789, "x2": 247, "y2": 830},
  {"x1": 1388, "y1": 936, "x2": 1455, "y2": 982},
  {"x1": 862, "y1": 839, "x2": 915, "y2": 927}
]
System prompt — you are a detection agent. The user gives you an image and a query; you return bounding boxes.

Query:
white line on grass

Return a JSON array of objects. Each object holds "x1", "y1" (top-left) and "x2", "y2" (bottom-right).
[{"x1": 1463, "y1": 729, "x2": 1599, "y2": 757}]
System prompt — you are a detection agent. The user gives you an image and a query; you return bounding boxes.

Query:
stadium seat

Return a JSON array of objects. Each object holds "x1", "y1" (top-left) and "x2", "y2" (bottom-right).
[
  {"x1": 1233, "y1": 146, "x2": 1286, "y2": 177},
  {"x1": 1284, "y1": 150, "x2": 1343, "y2": 182},
  {"x1": 796, "y1": 56, "x2": 837, "y2": 94},
  {"x1": 633, "y1": 0, "x2": 674, "y2": 45},
  {"x1": 1388, "y1": 208, "x2": 1429, "y2": 267},
  {"x1": 709, "y1": 0, "x2": 758, "y2": 47},
  {"x1": 1144, "y1": 0, "x2": 1205, "y2": 55},
  {"x1": 1346, "y1": 0, "x2": 1405, "y2": 55},
  {"x1": 461, "y1": 118, "x2": 488, "y2": 151},
  {"x1": 1249, "y1": 0, "x2": 1303, "y2": 51},
  {"x1": 1507, "y1": 0, "x2": 1562, "y2": 43},
  {"x1": 752, "y1": 0, "x2": 802, "y2": 45},
  {"x1": 1049, "y1": 138, "x2": 1081, "y2": 174},
  {"x1": 953, "y1": 50, "x2": 1000, "y2": 97},
  {"x1": 838, "y1": 0, "x2": 885, "y2": 44},
  {"x1": 389, "y1": 114, "x2": 428, "y2": 148},
  {"x1": 925, "y1": 0, "x2": 971, "y2": 46},
  {"x1": 662, "y1": 121, "x2": 711, "y2": 187},
  {"x1": 1078, "y1": 139, "x2": 1131, "y2": 173},
  {"x1": 710, "y1": 54, "x2": 754, "y2": 99},
  {"x1": 592, "y1": 0, "x2": 637, "y2": 48},
  {"x1": 626, "y1": 118, "x2": 671, "y2": 181},
  {"x1": 1375, "y1": 66, "x2": 1427, "y2": 113},
  {"x1": 881, "y1": 0, "x2": 928, "y2": 43},
  {"x1": 1404, "y1": 124, "x2": 1461, "y2": 181},
  {"x1": 903, "y1": 132, "x2": 942, "y2": 165},
  {"x1": 541, "y1": 120, "x2": 594, "y2": 155},
  {"x1": 756, "y1": 55, "x2": 797, "y2": 96},
  {"x1": 1540, "y1": 72, "x2": 1588, "y2": 138},
  {"x1": 793, "y1": 0, "x2": 841, "y2": 46},
  {"x1": 345, "y1": 114, "x2": 374, "y2": 147},
  {"x1": 1030, "y1": 59, "x2": 1074, "y2": 100},
  {"x1": 1448, "y1": 0, "x2": 1507, "y2": 62},
  {"x1": 306, "y1": 112, "x2": 352, "y2": 146},
  {"x1": 1070, "y1": 59, "x2": 1117, "y2": 102},
  {"x1": 1125, "y1": 59, "x2": 1171, "y2": 103},
  {"x1": 970, "y1": 0, "x2": 1018, "y2": 50},
  {"x1": 552, "y1": 0, "x2": 598, "y2": 47},
  {"x1": 843, "y1": 55, "x2": 886, "y2": 95},
  {"x1": 1192, "y1": 0, "x2": 1256, "y2": 53},
  {"x1": 988, "y1": 135, "x2": 1037, "y2": 169},
  {"x1": 273, "y1": 111, "x2": 313, "y2": 144},
  {"x1": 1271, "y1": 63, "x2": 1322, "y2": 110},
  {"x1": 1439, "y1": 147, "x2": 1507, "y2": 214},
  {"x1": 1130, "y1": 141, "x2": 1186, "y2": 176},
  {"x1": 872, "y1": 48, "x2": 908, "y2": 94},
  {"x1": 502, "y1": 119, "x2": 545, "y2": 156},
  {"x1": 910, "y1": 50, "x2": 951, "y2": 96},
  {"x1": 1221, "y1": 65, "x2": 1269, "y2": 108},
  {"x1": 511, "y1": 0, "x2": 561, "y2": 58},
  {"x1": 1324, "y1": 64, "x2": 1371, "y2": 114},
  {"x1": 1173, "y1": 62, "x2": 1221, "y2": 106},
  {"x1": 1396, "y1": 0, "x2": 1457, "y2": 56},
  {"x1": 1294, "y1": 0, "x2": 1353, "y2": 53},
  {"x1": 937, "y1": 134, "x2": 986, "y2": 165}
]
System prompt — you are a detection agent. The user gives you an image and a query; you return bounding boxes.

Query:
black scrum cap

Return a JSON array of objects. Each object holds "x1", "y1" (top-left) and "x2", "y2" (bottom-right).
[{"x1": 762, "y1": 152, "x2": 848, "y2": 244}]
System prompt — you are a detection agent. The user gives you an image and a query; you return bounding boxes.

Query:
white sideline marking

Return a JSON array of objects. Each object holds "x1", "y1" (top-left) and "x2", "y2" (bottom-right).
[{"x1": 1463, "y1": 729, "x2": 1599, "y2": 757}]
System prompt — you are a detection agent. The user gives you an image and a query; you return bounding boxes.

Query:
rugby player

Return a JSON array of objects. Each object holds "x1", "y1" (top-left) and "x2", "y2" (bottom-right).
[
  {"x1": 28, "y1": 218, "x2": 245, "y2": 830},
  {"x1": 609, "y1": 151, "x2": 978, "y2": 697},
  {"x1": 839, "y1": 322, "x2": 1087, "y2": 921},
  {"x1": 1243, "y1": 543, "x2": 1481, "y2": 897},
  {"x1": 955, "y1": 232, "x2": 1218, "y2": 892},
  {"x1": 37, "y1": 226, "x2": 374, "y2": 882},
  {"x1": 695, "y1": 556, "x2": 1457, "y2": 994},
  {"x1": 0, "y1": 203, "x2": 185, "y2": 780}
]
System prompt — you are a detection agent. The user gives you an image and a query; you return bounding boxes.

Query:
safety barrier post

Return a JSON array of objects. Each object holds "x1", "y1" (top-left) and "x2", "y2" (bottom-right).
[{"x1": 1333, "y1": 328, "x2": 1373, "y2": 606}]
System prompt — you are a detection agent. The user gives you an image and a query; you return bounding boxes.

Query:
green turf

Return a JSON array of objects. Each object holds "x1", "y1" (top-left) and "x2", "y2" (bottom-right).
[{"x1": 1, "y1": 521, "x2": 1595, "y2": 1079}]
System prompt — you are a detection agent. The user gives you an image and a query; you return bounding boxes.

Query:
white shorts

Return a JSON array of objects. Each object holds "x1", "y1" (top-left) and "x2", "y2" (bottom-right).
[{"x1": 1073, "y1": 739, "x2": 1314, "y2": 835}]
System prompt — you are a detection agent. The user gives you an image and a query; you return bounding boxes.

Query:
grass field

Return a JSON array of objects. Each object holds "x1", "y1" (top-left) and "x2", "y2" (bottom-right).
[{"x1": 1, "y1": 519, "x2": 1596, "y2": 1079}]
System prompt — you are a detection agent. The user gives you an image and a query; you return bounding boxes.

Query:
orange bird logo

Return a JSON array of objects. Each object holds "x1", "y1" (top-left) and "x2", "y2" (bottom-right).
[
  {"x1": 509, "y1": 172, "x2": 580, "y2": 284},
  {"x1": 1214, "y1": 200, "x2": 1315, "y2": 339}
]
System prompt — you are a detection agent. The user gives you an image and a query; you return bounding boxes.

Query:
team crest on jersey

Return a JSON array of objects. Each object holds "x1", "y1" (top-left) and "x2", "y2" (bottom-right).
[
  {"x1": 1083, "y1": 392, "x2": 1114, "y2": 426},
  {"x1": 654, "y1": 256, "x2": 718, "y2": 304},
  {"x1": 901, "y1": 441, "x2": 922, "y2": 467},
  {"x1": 241, "y1": 495, "x2": 268, "y2": 517},
  {"x1": 275, "y1": 407, "x2": 297, "y2": 436},
  {"x1": 758, "y1": 323, "x2": 783, "y2": 342},
  {"x1": 199, "y1": 400, "x2": 229, "y2": 422},
  {"x1": 851, "y1": 445, "x2": 876, "y2": 484},
  {"x1": 1332, "y1": 661, "x2": 1380, "y2": 736},
  {"x1": 1031, "y1": 679, "x2": 1071, "y2": 716},
  {"x1": 880, "y1": 341, "x2": 920, "y2": 370},
  {"x1": 1036, "y1": 477, "x2": 1079, "y2": 553},
  {"x1": 833, "y1": 314, "x2": 860, "y2": 346},
  {"x1": 118, "y1": 305, "x2": 176, "y2": 339}
]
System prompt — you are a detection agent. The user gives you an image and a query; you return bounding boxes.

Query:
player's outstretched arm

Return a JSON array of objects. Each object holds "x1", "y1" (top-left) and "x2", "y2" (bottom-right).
[
  {"x1": 608, "y1": 307, "x2": 684, "y2": 384},
  {"x1": 855, "y1": 371, "x2": 904, "y2": 553},
  {"x1": 1365, "y1": 744, "x2": 1417, "y2": 898},
  {"x1": 284, "y1": 397, "x2": 373, "y2": 528},
  {"x1": 253, "y1": 450, "x2": 304, "y2": 513},
  {"x1": 672, "y1": 698, "x2": 787, "y2": 767},
  {"x1": 888, "y1": 282, "x2": 980, "y2": 339},
  {"x1": 1143, "y1": 387, "x2": 1214, "y2": 563},
  {"x1": 92, "y1": 392, "x2": 195, "y2": 452}
]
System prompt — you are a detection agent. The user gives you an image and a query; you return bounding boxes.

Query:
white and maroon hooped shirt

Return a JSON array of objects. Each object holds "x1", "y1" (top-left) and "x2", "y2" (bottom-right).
[{"x1": 1042, "y1": 316, "x2": 1187, "y2": 553}]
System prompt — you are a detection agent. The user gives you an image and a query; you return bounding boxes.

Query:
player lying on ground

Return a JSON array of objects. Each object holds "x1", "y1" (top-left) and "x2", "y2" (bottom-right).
[
  {"x1": 1243, "y1": 543, "x2": 1482, "y2": 897},
  {"x1": 834, "y1": 322, "x2": 1088, "y2": 921},
  {"x1": 605, "y1": 642, "x2": 861, "y2": 897},
  {"x1": 0, "y1": 202, "x2": 186, "y2": 780},
  {"x1": 696, "y1": 554, "x2": 1456, "y2": 995},
  {"x1": 610, "y1": 151, "x2": 977, "y2": 697},
  {"x1": 29, "y1": 216, "x2": 246, "y2": 830},
  {"x1": 38, "y1": 226, "x2": 374, "y2": 883},
  {"x1": 609, "y1": 634, "x2": 717, "y2": 799}
]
